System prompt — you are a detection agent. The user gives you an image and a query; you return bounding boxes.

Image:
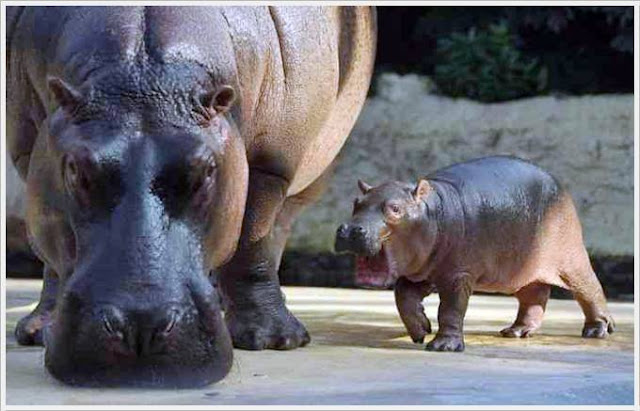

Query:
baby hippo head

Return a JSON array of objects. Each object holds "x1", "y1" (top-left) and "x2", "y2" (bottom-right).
[{"x1": 335, "y1": 178, "x2": 434, "y2": 289}]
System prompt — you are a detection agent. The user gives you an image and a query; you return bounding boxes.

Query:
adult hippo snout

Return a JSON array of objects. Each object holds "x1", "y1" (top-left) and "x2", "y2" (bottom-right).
[{"x1": 45, "y1": 275, "x2": 232, "y2": 387}]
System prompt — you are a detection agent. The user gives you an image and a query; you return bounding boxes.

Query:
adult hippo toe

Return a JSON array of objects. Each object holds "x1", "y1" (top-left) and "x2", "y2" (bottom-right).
[{"x1": 7, "y1": 6, "x2": 376, "y2": 387}]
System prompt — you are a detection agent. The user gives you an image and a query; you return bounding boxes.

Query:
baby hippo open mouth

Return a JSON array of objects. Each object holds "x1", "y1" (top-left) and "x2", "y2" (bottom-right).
[{"x1": 354, "y1": 246, "x2": 394, "y2": 289}]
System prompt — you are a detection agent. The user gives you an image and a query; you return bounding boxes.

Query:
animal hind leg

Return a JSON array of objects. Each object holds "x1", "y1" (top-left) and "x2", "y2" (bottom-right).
[
  {"x1": 500, "y1": 282, "x2": 550, "y2": 338},
  {"x1": 561, "y1": 266, "x2": 614, "y2": 338}
]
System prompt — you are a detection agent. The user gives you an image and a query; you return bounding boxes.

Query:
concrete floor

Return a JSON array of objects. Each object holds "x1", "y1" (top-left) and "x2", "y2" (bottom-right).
[{"x1": 4, "y1": 279, "x2": 636, "y2": 406}]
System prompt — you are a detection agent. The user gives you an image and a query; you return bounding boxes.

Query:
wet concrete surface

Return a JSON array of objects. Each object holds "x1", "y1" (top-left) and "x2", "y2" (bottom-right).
[{"x1": 4, "y1": 279, "x2": 636, "y2": 405}]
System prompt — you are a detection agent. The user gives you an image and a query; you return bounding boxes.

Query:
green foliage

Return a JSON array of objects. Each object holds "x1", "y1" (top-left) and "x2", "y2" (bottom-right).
[{"x1": 433, "y1": 23, "x2": 547, "y2": 102}]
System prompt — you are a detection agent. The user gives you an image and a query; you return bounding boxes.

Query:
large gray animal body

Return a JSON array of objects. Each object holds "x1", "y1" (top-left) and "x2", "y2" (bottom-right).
[{"x1": 7, "y1": 6, "x2": 376, "y2": 387}]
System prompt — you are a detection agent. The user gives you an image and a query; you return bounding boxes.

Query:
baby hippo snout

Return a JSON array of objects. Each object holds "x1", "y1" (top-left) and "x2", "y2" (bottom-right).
[
  {"x1": 335, "y1": 223, "x2": 377, "y2": 256},
  {"x1": 98, "y1": 305, "x2": 182, "y2": 357}
]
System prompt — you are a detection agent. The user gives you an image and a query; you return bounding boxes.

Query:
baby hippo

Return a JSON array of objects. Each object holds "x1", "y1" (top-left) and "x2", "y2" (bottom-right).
[{"x1": 335, "y1": 155, "x2": 614, "y2": 352}]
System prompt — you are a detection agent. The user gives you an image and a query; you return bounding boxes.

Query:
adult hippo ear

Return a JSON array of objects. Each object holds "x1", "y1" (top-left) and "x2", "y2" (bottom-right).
[
  {"x1": 358, "y1": 179, "x2": 373, "y2": 194},
  {"x1": 47, "y1": 77, "x2": 83, "y2": 115},
  {"x1": 413, "y1": 178, "x2": 432, "y2": 201},
  {"x1": 200, "y1": 85, "x2": 249, "y2": 269}
]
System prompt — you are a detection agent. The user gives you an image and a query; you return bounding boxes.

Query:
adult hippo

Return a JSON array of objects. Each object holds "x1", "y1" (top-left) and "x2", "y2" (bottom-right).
[{"x1": 6, "y1": 6, "x2": 376, "y2": 387}]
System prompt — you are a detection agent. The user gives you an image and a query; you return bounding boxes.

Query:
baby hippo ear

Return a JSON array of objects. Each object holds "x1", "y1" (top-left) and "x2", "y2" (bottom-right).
[
  {"x1": 201, "y1": 85, "x2": 236, "y2": 114},
  {"x1": 357, "y1": 179, "x2": 372, "y2": 194},
  {"x1": 413, "y1": 178, "x2": 432, "y2": 201},
  {"x1": 48, "y1": 76, "x2": 83, "y2": 114}
]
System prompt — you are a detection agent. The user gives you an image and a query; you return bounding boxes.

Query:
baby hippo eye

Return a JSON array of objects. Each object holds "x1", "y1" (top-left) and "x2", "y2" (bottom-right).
[{"x1": 385, "y1": 202, "x2": 403, "y2": 219}]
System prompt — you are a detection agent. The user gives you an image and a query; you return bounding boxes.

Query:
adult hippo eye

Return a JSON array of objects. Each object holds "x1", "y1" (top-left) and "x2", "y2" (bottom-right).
[{"x1": 62, "y1": 150, "x2": 105, "y2": 209}]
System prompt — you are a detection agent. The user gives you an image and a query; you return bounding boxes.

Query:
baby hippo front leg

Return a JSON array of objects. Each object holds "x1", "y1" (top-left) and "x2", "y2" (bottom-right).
[
  {"x1": 427, "y1": 272, "x2": 473, "y2": 352},
  {"x1": 394, "y1": 277, "x2": 437, "y2": 343}
]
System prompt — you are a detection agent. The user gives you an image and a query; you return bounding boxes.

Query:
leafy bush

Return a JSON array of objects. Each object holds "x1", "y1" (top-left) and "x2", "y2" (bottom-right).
[
  {"x1": 433, "y1": 23, "x2": 547, "y2": 102},
  {"x1": 375, "y1": 7, "x2": 633, "y2": 99}
]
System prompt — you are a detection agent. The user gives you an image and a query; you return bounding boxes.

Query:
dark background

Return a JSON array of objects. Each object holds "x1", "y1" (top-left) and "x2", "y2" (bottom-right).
[{"x1": 373, "y1": 6, "x2": 633, "y2": 99}]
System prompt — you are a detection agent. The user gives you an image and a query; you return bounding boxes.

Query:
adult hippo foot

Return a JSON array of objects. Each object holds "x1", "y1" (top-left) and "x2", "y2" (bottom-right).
[
  {"x1": 499, "y1": 324, "x2": 538, "y2": 338},
  {"x1": 15, "y1": 310, "x2": 50, "y2": 346},
  {"x1": 223, "y1": 285, "x2": 310, "y2": 350},
  {"x1": 582, "y1": 318, "x2": 615, "y2": 339},
  {"x1": 225, "y1": 306, "x2": 310, "y2": 350},
  {"x1": 15, "y1": 266, "x2": 57, "y2": 346},
  {"x1": 425, "y1": 334, "x2": 465, "y2": 352}
]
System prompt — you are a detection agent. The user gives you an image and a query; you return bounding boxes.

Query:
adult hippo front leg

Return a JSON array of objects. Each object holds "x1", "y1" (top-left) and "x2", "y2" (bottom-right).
[
  {"x1": 15, "y1": 265, "x2": 59, "y2": 345},
  {"x1": 220, "y1": 166, "x2": 330, "y2": 350}
]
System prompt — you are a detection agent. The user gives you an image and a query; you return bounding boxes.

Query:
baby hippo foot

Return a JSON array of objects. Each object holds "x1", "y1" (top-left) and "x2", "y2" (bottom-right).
[
  {"x1": 406, "y1": 310, "x2": 432, "y2": 344},
  {"x1": 15, "y1": 310, "x2": 51, "y2": 346},
  {"x1": 582, "y1": 317, "x2": 615, "y2": 338},
  {"x1": 499, "y1": 324, "x2": 539, "y2": 338},
  {"x1": 425, "y1": 333, "x2": 465, "y2": 352},
  {"x1": 225, "y1": 304, "x2": 310, "y2": 350}
]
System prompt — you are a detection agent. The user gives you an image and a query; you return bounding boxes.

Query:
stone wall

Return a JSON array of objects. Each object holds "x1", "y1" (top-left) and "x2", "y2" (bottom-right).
[{"x1": 287, "y1": 73, "x2": 635, "y2": 258}]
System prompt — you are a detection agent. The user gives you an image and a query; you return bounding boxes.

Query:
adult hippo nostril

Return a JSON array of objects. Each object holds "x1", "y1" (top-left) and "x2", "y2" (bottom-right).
[
  {"x1": 98, "y1": 306, "x2": 184, "y2": 357},
  {"x1": 100, "y1": 306, "x2": 126, "y2": 340},
  {"x1": 130, "y1": 307, "x2": 185, "y2": 357}
]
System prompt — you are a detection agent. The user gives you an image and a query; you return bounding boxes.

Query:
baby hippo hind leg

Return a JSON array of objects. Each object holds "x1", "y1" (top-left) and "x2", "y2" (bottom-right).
[
  {"x1": 500, "y1": 282, "x2": 550, "y2": 338},
  {"x1": 561, "y1": 267, "x2": 615, "y2": 338}
]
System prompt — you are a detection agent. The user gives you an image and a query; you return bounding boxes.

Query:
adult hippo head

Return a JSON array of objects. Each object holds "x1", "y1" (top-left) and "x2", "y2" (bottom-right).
[
  {"x1": 21, "y1": 65, "x2": 246, "y2": 387},
  {"x1": 7, "y1": 6, "x2": 376, "y2": 387}
]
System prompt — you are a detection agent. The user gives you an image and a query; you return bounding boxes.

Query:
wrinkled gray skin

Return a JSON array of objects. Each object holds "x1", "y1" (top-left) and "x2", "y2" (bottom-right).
[
  {"x1": 7, "y1": 6, "x2": 376, "y2": 387},
  {"x1": 336, "y1": 156, "x2": 614, "y2": 352}
]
